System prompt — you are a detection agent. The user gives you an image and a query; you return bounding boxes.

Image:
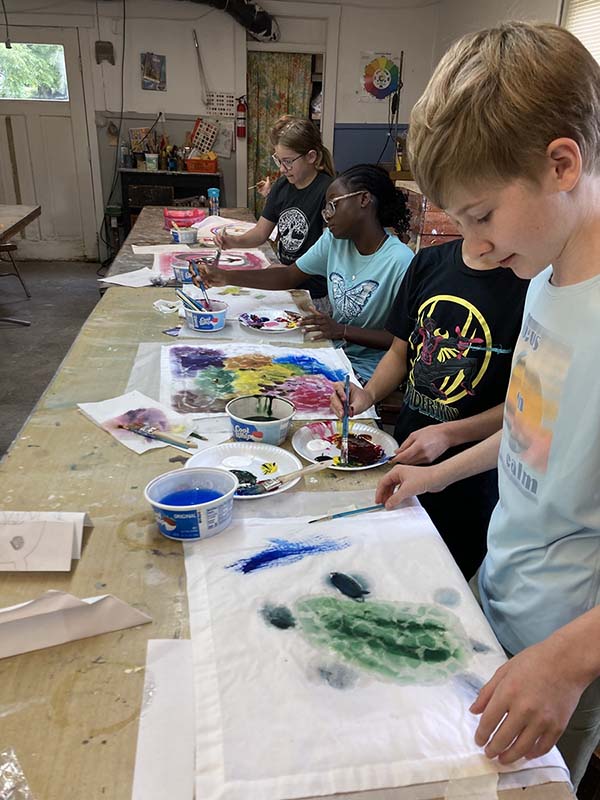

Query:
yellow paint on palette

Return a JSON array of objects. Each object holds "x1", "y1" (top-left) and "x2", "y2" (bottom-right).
[{"x1": 261, "y1": 462, "x2": 278, "y2": 475}]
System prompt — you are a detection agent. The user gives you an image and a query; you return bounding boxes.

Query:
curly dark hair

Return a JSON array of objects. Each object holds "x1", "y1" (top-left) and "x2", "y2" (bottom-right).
[{"x1": 336, "y1": 163, "x2": 411, "y2": 238}]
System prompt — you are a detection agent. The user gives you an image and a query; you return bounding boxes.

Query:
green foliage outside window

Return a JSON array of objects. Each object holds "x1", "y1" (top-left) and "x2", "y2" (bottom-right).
[{"x1": 0, "y1": 43, "x2": 69, "y2": 100}]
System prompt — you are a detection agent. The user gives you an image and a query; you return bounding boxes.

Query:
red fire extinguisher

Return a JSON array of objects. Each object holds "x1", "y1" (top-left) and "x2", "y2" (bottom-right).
[{"x1": 236, "y1": 96, "x2": 247, "y2": 139}]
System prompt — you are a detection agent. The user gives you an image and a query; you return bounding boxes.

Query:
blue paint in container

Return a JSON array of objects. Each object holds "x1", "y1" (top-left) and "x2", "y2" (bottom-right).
[
  {"x1": 144, "y1": 467, "x2": 238, "y2": 541},
  {"x1": 160, "y1": 487, "x2": 223, "y2": 506}
]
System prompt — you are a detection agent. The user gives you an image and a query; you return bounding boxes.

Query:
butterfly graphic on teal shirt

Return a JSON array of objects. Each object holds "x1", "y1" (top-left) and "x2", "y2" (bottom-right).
[{"x1": 330, "y1": 273, "x2": 379, "y2": 320}]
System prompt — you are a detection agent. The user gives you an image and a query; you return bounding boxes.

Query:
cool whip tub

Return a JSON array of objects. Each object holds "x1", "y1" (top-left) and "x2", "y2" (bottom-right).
[
  {"x1": 225, "y1": 395, "x2": 296, "y2": 445},
  {"x1": 184, "y1": 300, "x2": 228, "y2": 331},
  {"x1": 171, "y1": 257, "x2": 194, "y2": 283},
  {"x1": 144, "y1": 467, "x2": 238, "y2": 541},
  {"x1": 170, "y1": 227, "x2": 198, "y2": 245}
]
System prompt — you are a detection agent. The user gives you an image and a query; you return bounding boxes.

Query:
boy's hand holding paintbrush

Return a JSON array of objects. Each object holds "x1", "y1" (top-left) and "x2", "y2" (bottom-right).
[
  {"x1": 188, "y1": 253, "x2": 227, "y2": 289},
  {"x1": 330, "y1": 379, "x2": 375, "y2": 419}
]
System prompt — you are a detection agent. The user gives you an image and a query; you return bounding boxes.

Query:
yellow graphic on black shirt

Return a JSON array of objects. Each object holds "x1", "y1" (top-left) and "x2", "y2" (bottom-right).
[{"x1": 405, "y1": 294, "x2": 508, "y2": 423}]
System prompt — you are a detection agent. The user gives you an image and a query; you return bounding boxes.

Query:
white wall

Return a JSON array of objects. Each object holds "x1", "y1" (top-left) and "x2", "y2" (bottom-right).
[
  {"x1": 434, "y1": 0, "x2": 562, "y2": 62},
  {"x1": 88, "y1": 1, "x2": 237, "y2": 115},
  {"x1": 335, "y1": 4, "x2": 439, "y2": 125}
]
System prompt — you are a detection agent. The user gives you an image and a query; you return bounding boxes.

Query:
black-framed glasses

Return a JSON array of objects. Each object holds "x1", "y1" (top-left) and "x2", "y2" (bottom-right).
[
  {"x1": 271, "y1": 152, "x2": 304, "y2": 171},
  {"x1": 321, "y1": 191, "x2": 364, "y2": 221}
]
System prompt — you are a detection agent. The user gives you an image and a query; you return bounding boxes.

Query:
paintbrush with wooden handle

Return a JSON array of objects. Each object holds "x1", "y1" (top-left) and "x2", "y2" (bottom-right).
[
  {"x1": 236, "y1": 460, "x2": 333, "y2": 496},
  {"x1": 118, "y1": 424, "x2": 197, "y2": 449}
]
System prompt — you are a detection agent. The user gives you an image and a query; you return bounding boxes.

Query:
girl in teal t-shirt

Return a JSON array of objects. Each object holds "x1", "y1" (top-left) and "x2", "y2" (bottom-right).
[{"x1": 192, "y1": 164, "x2": 413, "y2": 380}]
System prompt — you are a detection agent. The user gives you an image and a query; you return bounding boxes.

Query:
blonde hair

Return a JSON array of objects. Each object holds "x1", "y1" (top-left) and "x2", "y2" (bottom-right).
[
  {"x1": 407, "y1": 21, "x2": 600, "y2": 208},
  {"x1": 270, "y1": 115, "x2": 335, "y2": 176}
]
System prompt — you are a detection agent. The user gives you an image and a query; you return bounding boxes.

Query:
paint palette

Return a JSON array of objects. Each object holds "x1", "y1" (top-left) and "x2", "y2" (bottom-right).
[
  {"x1": 292, "y1": 421, "x2": 398, "y2": 471},
  {"x1": 238, "y1": 308, "x2": 303, "y2": 332},
  {"x1": 210, "y1": 224, "x2": 254, "y2": 237},
  {"x1": 185, "y1": 442, "x2": 303, "y2": 500}
]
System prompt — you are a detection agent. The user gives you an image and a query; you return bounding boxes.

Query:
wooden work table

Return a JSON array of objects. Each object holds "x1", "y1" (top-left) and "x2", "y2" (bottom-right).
[
  {"x1": 0, "y1": 210, "x2": 574, "y2": 799},
  {"x1": 0, "y1": 204, "x2": 41, "y2": 243}
]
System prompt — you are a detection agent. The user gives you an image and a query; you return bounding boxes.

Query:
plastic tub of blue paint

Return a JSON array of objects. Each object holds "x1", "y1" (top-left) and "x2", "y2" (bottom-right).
[
  {"x1": 144, "y1": 467, "x2": 238, "y2": 541},
  {"x1": 171, "y1": 256, "x2": 194, "y2": 283},
  {"x1": 225, "y1": 394, "x2": 296, "y2": 445},
  {"x1": 184, "y1": 300, "x2": 228, "y2": 332}
]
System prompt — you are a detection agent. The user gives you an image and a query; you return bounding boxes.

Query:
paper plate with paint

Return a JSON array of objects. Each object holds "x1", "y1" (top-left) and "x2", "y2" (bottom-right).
[
  {"x1": 185, "y1": 442, "x2": 303, "y2": 500},
  {"x1": 292, "y1": 421, "x2": 397, "y2": 471},
  {"x1": 238, "y1": 308, "x2": 303, "y2": 332}
]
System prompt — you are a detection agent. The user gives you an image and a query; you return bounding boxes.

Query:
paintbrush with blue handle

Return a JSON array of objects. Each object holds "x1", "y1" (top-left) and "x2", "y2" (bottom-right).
[
  {"x1": 187, "y1": 259, "x2": 213, "y2": 310},
  {"x1": 308, "y1": 503, "x2": 385, "y2": 524},
  {"x1": 340, "y1": 374, "x2": 350, "y2": 466}
]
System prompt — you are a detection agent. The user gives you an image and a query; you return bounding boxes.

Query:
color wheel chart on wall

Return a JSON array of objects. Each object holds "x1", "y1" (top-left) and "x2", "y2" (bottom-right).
[{"x1": 361, "y1": 52, "x2": 399, "y2": 100}]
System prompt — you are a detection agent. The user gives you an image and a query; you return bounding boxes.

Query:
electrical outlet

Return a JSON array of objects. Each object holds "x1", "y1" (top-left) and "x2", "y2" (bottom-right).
[{"x1": 159, "y1": 111, "x2": 166, "y2": 123}]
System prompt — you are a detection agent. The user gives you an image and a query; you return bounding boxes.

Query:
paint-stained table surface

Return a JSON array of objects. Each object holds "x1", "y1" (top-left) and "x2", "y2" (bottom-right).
[
  {"x1": 0, "y1": 254, "x2": 574, "y2": 796},
  {"x1": 0, "y1": 204, "x2": 41, "y2": 243},
  {"x1": 107, "y1": 205, "x2": 275, "y2": 277}
]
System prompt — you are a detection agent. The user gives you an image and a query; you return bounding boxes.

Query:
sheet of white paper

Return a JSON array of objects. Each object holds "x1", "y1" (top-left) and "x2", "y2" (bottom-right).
[
  {"x1": 192, "y1": 216, "x2": 255, "y2": 236},
  {"x1": 0, "y1": 590, "x2": 151, "y2": 659},
  {"x1": 0, "y1": 521, "x2": 74, "y2": 571},
  {"x1": 78, "y1": 390, "x2": 197, "y2": 454},
  {"x1": 0, "y1": 511, "x2": 91, "y2": 559},
  {"x1": 131, "y1": 640, "x2": 195, "y2": 800},
  {"x1": 132, "y1": 244, "x2": 192, "y2": 255},
  {"x1": 184, "y1": 506, "x2": 566, "y2": 799},
  {"x1": 99, "y1": 268, "x2": 156, "y2": 287},
  {"x1": 159, "y1": 343, "x2": 376, "y2": 419}
]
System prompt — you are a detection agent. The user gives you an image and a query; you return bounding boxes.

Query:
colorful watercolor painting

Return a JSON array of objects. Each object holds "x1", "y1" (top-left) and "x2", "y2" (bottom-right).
[
  {"x1": 153, "y1": 248, "x2": 271, "y2": 280},
  {"x1": 184, "y1": 507, "x2": 566, "y2": 799},
  {"x1": 78, "y1": 390, "x2": 195, "y2": 454},
  {"x1": 159, "y1": 344, "x2": 370, "y2": 419}
]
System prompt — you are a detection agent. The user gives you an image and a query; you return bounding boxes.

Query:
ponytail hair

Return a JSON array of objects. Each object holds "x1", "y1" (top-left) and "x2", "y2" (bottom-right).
[
  {"x1": 270, "y1": 115, "x2": 335, "y2": 177},
  {"x1": 337, "y1": 164, "x2": 410, "y2": 237}
]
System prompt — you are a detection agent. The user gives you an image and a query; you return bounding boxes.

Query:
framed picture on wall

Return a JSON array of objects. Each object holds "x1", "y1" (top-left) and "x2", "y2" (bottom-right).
[{"x1": 141, "y1": 52, "x2": 167, "y2": 91}]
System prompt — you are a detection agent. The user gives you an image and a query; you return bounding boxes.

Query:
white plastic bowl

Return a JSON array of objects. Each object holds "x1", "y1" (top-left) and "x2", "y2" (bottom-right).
[
  {"x1": 225, "y1": 394, "x2": 296, "y2": 445},
  {"x1": 184, "y1": 300, "x2": 228, "y2": 331},
  {"x1": 144, "y1": 467, "x2": 238, "y2": 541}
]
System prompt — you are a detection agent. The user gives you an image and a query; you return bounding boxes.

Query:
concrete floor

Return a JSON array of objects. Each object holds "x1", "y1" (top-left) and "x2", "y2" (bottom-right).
[{"x1": 0, "y1": 260, "x2": 102, "y2": 457}]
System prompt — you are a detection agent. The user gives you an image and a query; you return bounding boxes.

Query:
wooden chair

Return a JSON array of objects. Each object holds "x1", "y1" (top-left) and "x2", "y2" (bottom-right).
[{"x1": 0, "y1": 242, "x2": 31, "y2": 326}]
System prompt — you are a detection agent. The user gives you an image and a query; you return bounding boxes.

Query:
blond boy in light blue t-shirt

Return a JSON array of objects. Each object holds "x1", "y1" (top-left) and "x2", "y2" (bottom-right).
[{"x1": 375, "y1": 22, "x2": 600, "y2": 790}]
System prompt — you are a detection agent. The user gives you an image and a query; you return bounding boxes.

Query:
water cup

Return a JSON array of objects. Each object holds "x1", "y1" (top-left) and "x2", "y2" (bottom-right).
[
  {"x1": 171, "y1": 257, "x2": 194, "y2": 283},
  {"x1": 170, "y1": 227, "x2": 198, "y2": 245},
  {"x1": 145, "y1": 153, "x2": 159, "y2": 172},
  {"x1": 225, "y1": 394, "x2": 296, "y2": 445},
  {"x1": 184, "y1": 300, "x2": 228, "y2": 332},
  {"x1": 144, "y1": 467, "x2": 238, "y2": 541},
  {"x1": 207, "y1": 187, "x2": 220, "y2": 216}
]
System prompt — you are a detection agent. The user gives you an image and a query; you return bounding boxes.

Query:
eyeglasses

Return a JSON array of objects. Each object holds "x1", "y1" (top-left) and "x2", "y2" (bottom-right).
[
  {"x1": 272, "y1": 152, "x2": 304, "y2": 171},
  {"x1": 321, "y1": 191, "x2": 364, "y2": 221}
]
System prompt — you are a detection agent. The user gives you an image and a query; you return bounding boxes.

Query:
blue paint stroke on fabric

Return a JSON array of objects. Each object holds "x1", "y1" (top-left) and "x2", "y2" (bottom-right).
[
  {"x1": 226, "y1": 536, "x2": 351, "y2": 574},
  {"x1": 169, "y1": 346, "x2": 225, "y2": 377},
  {"x1": 272, "y1": 354, "x2": 345, "y2": 382}
]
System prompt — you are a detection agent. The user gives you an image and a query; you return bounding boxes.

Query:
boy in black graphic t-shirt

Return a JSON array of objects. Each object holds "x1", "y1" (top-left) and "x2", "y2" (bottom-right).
[{"x1": 331, "y1": 238, "x2": 528, "y2": 578}]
